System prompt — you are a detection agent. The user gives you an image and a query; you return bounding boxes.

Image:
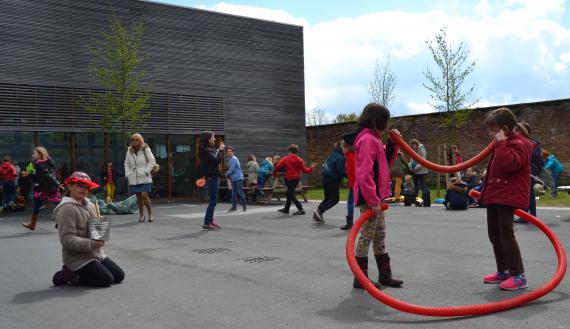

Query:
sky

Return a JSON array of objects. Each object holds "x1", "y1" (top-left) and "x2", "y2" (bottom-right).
[{"x1": 154, "y1": 0, "x2": 570, "y2": 119}]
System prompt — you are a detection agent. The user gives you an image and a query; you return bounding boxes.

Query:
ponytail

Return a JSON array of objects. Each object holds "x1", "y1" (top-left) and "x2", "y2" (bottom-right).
[{"x1": 516, "y1": 122, "x2": 529, "y2": 138}]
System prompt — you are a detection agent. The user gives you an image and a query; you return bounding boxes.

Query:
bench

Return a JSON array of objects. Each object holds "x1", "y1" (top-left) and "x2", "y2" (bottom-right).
[
  {"x1": 255, "y1": 173, "x2": 313, "y2": 205},
  {"x1": 558, "y1": 186, "x2": 570, "y2": 194}
]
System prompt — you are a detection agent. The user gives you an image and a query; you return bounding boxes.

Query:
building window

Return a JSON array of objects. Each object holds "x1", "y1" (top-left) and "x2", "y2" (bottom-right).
[{"x1": 170, "y1": 135, "x2": 196, "y2": 197}]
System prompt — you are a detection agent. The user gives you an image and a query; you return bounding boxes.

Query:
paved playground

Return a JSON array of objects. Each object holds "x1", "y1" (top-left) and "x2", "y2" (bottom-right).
[{"x1": 0, "y1": 201, "x2": 568, "y2": 329}]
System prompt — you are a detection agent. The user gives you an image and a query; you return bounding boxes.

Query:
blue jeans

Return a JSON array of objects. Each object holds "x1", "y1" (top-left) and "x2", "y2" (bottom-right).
[
  {"x1": 347, "y1": 188, "x2": 354, "y2": 219},
  {"x1": 258, "y1": 173, "x2": 267, "y2": 188},
  {"x1": 552, "y1": 172, "x2": 561, "y2": 196},
  {"x1": 231, "y1": 179, "x2": 246, "y2": 209},
  {"x1": 2, "y1": 181, "x2": 16, "y2": 206},
  {"x1": 204, "y1": 177, "x2": 219, "y2": 225}
]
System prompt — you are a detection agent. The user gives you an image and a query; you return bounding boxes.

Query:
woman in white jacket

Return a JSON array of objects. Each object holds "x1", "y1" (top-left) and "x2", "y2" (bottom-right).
[{"x1": 124, "y1": 133, "x2": 156, "y2": 222}]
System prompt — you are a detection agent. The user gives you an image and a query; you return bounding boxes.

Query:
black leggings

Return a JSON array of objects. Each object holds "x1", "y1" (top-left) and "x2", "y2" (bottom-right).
[
  {"x1": 317, "y1": 176, "x2": 340, "y2": 213},
  {"x1": 74, "y1": 258, "x2": 125, "y2": 287},
  {"x1": 284, "y1": 179, "x2": 303, "y2": 211}
]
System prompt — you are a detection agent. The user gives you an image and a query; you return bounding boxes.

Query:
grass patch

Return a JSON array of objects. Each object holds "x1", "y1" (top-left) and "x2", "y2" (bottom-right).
[{"x1": 306, "y1": 187, "x2": 570, "y2": 207}]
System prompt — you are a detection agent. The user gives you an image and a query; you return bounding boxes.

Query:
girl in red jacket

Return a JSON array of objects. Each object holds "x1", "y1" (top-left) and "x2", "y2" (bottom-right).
[
  {"x1": 479, "y1": 107, "x2": 533, "y2": 291},
  {"x1": 273, "y1": 144, "x2": 316, "y2": 215}
]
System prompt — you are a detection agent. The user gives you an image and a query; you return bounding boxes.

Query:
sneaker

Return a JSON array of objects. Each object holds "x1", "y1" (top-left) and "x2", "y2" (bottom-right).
[
  {"x1": 52, "y1": 266, "x2": 75, "y2": 286},
  {"x1": 228, "y1": 207, "x2": 237, "y2": 212},
  {"x1": 293, "y1": 210, "x2": 305, "y2": 216},
  {"x1": 278, "y1": 208, "x2": 289, "y2": 214},
  {"x1": 484, "y1": 271, "x2": 510, "y2": 284},
  {"x1": 202, "y1": 224, "x2": 220, "y2": 231},
  {"x1": 312, "y1": 209, "x2": 324, "y2": 223},
  {"x1": 499, "y1": 275, "x2": 528, "y2": 291},
  {"x1": 211, "y1": 220, "x2": 222, "y2": 229}
]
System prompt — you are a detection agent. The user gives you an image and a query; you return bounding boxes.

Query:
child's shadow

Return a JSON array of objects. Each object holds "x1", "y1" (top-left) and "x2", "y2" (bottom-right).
[{"x1": 11, "y1": 286, "x2": 89, "y2": 305}]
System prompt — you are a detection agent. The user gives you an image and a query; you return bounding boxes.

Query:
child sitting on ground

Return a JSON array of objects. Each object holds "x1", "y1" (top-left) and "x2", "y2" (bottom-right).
[{"x1": 444, "y1": 177, "x2": 469, "y2": 210}]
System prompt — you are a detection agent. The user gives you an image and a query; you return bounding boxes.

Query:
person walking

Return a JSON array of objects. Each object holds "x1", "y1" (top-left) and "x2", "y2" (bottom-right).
[
  {"x1": 52, "y1": 171, "x2": 125, "y2": 287},
  {"x1": 21, "y1": 147, "x2": 62, "y2": 231},
  {"x1": 246, "y1": 155, "x2": 260, "y2": 202},
  {"x1": 273, "y1": 144, "x2": 315, "y2": 216},
  {"x1": 340, "y1": 141, "x2": 356, "y2": 230},
  {"x1": 313, "y1": 142, "x2": 346, "y2": 224},
  {"x1": 408, "y1": 139, "x2": 429, "y2": 203},
  {"x1": 100, "y1": 161, "x2": 119, "y2": 204},
  {"x1": 226, "y1": 147, "x2": 247, "y2": 212},
  {"x1": 0, "y1": 155, "x2": 18, "y2": 211},
  {"x1": 124, "y1": 134, "x2": 156, "y2": 223},
  {"x1": 198, "y1": 131, "x2": 225, "y2": 230}
]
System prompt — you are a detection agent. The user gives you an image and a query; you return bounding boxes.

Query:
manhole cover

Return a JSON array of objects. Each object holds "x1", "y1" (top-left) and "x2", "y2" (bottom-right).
[
  {"x1": 193, "y1": 248, "x2": 229, "y2": 254},
  {"x1": 240, "y1": 256, "x2": 280, "y2": 263}
]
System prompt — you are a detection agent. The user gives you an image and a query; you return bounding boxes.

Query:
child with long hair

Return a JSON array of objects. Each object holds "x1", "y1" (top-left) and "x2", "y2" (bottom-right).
[
  {"x1": 343, "y1": 103, "x2": 403, "y2": 289},
  {"x1": 478, "y1": 107, "x2": 533, "y2": 290}
]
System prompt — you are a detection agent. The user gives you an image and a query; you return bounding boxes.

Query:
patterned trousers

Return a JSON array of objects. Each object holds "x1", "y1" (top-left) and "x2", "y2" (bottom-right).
[{"x1": 355, "y1": 206, "x2": 386, "y2": 257}]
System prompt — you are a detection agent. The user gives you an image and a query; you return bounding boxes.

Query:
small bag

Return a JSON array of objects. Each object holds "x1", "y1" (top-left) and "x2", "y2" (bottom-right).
[
  {"x1": 196, "y1": 177, "x2": 206, "y2": 188},
  {"x1": 142, "y1": 148, "x2": 160, "y2": 174}
]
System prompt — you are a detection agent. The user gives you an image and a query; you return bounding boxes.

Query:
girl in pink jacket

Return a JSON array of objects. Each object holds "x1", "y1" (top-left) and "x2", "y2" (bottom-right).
[{"x1": 343, "y1": 103, "x2": 403, "y2": 289}]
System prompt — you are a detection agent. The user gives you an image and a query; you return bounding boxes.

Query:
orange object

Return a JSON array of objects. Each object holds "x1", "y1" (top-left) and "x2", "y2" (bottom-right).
[
  {"x1": 195, "y1": 177, "x2": 206, "y2": 188},
  {"x1": 388, "y1": 131, "x2": 495, "y2": 174}
]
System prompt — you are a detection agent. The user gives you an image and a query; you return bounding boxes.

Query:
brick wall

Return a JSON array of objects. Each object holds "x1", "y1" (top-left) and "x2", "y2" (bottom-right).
[{"x1": 306, "y1": 99, "x2": 570, "y2": 187}]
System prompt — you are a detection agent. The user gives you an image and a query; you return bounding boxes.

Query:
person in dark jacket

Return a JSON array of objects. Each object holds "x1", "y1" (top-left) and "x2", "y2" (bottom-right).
[
  {"x1": 514, "y1": 122, "x2": 544, "y2": 223},
  {"x1": 273, "y1": 144, "x2": 315, "y2": 216},
  {"x1": 198, "y1": 131, "x2": 225, "y2": 231},
  {"x1": 313, "y1": 142, "x2": 346, "y2": 223},
  {"x1": 444, "y1": 177, "x2": 469, "y2": 210},
  {"x1": 478, "y1": 108, "x2": 533, "y2": 291},
  {"x1": 21, "y1": 147, "x2": 62, "y2": 231}
]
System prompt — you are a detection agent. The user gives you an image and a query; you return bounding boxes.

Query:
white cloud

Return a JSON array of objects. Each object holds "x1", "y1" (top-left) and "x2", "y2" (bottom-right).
[
  {"x1": 405, "y1": 102, "x2": 434, "y2": 115},
  {"x1": 196, "y1": 2, "x2": 309, "y2": 26},
  {"x1": 198, "y1": 1, "x2": 570, "y2": 117}
]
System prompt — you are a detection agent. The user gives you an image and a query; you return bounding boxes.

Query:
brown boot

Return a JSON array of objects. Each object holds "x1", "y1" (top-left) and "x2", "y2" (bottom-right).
[
  {"x1": 375, "y1": 253, "x2": 403, "y2": 287},
  {"x1": 22, "y1": 213, "x2": 38, "y2": 231},
  {"x1": 353, "y1": 256, "x2": 381, "y2": 289}
]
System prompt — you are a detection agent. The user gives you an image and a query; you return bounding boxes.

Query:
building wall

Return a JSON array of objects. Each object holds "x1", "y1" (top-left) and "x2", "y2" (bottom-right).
[
  {"x1": 307, "y1": 100, "x2": 570, "y2": 185},
  {"x1": 0, "y1": 0, "x2": 305, "y2": 160}
]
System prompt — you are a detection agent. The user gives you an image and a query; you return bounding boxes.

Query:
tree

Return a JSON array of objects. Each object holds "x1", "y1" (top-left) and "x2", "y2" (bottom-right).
[
  {"x1": 367, "y1": 55, "x2": 397, "y2": 108},
  {"x1": 332, "y1": 113, "x2": 359, "y2": 123},
  {"x1": 423, "y1": 26, "x2": 477, "y2": 127},
  {"x1": 305, "y1": 108, "x2": 329, "y2": 126},
  {"x1": 80, "y1": 14, "x2": 150, "y2": 146}
]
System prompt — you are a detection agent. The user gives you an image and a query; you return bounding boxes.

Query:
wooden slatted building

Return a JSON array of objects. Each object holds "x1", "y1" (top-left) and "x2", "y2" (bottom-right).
[{"x1": 0, "y1": 0, "x2": 305, "y2": 198}]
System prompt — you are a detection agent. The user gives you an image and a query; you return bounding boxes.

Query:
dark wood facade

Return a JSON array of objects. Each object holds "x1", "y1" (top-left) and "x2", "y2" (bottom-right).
[{"x1": 0, "y1": 0, "x2": 306, "y2": 159}]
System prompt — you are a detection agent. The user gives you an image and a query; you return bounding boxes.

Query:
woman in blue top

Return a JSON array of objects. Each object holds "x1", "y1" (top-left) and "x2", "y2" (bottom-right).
[
  {"x1": 256, "y1": 157, "x2": 274, "y2": 198},
  {"x1": 543, "y1": 151, "x2": 565, "y2": 197}
]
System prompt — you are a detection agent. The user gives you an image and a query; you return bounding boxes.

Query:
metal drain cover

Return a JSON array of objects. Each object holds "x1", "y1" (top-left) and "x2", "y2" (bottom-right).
[
  {"x1": 193, "y1": 248, "x2": 229, "y2": 254},
  {"x1": 240, "y1": 256, "x2": 280, "y2": 263}
]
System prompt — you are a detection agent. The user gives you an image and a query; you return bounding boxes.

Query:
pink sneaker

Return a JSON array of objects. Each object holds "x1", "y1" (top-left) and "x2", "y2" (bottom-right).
[
  {"x1": 499, "y1": 275, "x2": 527, "y2": 291},
  {"x1": 483, "y1": 271, "x2": 510, "y2": 284},
  {"x1": 211, "y1": 220, "x2": 222, "y2": 229}
]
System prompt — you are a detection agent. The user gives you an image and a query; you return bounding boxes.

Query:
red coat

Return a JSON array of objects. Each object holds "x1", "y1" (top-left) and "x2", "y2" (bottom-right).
[
  {"x1": 479, "y1": 132, "x2": 533, "y2": 209},
  {"x1": 0, "y1": 161, "x2": 17, "y2": 181},
  {"x1": 345, "y1": 151, "x2": 356, "y2": 188},
  {"x1": 273, "y1": 154, "x2": 313, "y2": 181}
]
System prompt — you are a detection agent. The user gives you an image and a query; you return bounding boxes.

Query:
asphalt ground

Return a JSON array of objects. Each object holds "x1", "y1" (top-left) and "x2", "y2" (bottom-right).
[{"x1": 0, "y1": 200, "x2": 569, "y2": 329}]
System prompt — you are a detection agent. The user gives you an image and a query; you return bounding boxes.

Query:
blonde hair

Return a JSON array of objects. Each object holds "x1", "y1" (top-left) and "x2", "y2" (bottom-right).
[
  {"x1": 34, "y1": 147, "x2": 49, "y2": 160},
  {"x1": 265, "y1": 157, "x2": 273, "y2": 164},
  {"x1": 130, "y1": 133, "x2": 145, "y2": 145},
  {"x1": 404, "y1": 174, "x2": 412, "y2": 181}
]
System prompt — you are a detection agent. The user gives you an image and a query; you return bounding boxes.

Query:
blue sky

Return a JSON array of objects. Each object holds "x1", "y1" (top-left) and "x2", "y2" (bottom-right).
[{"x1": 154, "y1": 0, "x2": 570, "y2": 119}]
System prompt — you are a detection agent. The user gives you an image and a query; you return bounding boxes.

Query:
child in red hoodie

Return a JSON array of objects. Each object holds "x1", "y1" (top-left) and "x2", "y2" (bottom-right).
[
  {"x1": 343, "y1": 103, "x2": 403, "y2": 289},
  {"x1": 478, "y1": 108, "x2": 533, "y2": 291},
  {"x1": 0, "y1": 155, "x2": 18, "y2": 210},
  {"x1": 273, "y1": 144, "x2": 315, "y2": 215}
]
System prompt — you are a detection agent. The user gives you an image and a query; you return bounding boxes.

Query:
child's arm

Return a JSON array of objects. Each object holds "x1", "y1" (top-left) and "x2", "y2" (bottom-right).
[
  {"x1": 226, "y1": 157, "x2": 236, "y2": 177},
  {"x1": 492, "y1": 140, "x2": 530, "y2": 173}
]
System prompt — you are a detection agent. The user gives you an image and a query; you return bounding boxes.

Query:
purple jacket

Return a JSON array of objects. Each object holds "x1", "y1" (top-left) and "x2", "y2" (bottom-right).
[{"x1": 353, "y1": 128, "x2": 399, "y2": 207}]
